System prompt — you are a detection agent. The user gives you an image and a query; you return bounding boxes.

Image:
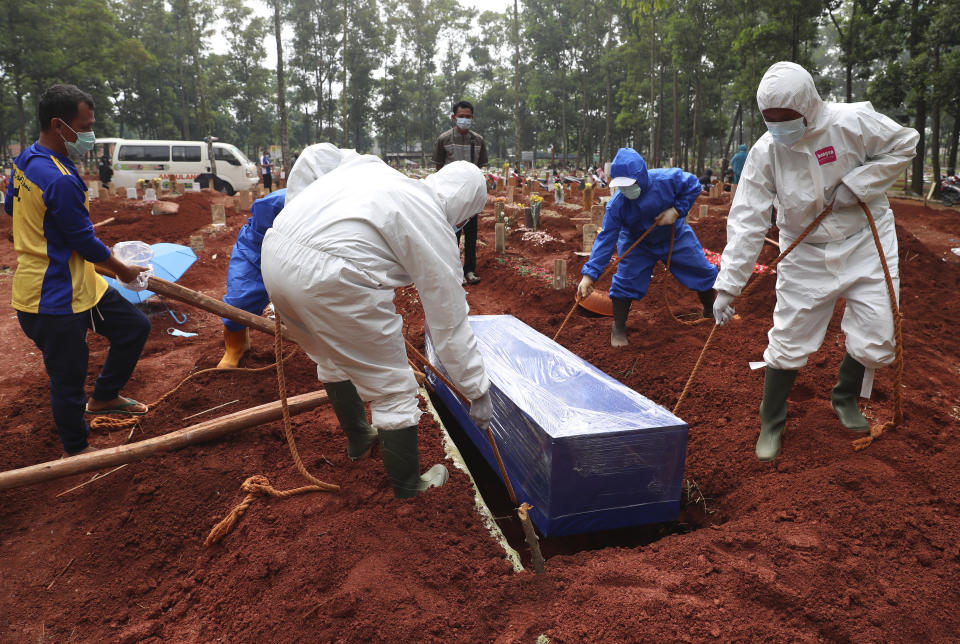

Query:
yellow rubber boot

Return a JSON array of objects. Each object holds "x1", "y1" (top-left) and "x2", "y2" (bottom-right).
[{"x1": 216, "y1": 327, "x2": 250, "y2": 369}]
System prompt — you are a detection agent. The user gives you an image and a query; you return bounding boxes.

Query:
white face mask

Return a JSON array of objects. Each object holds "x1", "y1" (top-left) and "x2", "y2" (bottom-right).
[
  {"x1": 765, "y1": 117, "x2": 806, "y2": 145},
  {"x1": 456, "y1": 117, "x2": 472, "y2": 130},
  {"x1": 619, "y1": 184, "x2": 641, "y2": 200}
]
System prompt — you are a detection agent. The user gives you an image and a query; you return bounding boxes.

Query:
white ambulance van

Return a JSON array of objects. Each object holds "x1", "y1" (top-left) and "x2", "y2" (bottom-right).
[{"x1": 101, "y1": 138, "x2": 259, "y2": 195}]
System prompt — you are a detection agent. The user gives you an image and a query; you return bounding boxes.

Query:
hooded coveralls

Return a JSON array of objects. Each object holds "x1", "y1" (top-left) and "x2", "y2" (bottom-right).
[
  {"x1": 730, "y1": 144, "x2": 747, "y2": 184},
  {"x1": 261, "y1": 158, "x2": 490, "y2": 430},
  {"x1": 221, "y1": 144, "x2": 359, "y2": 330},
  {"x1": 714, "y1": 62, "x2": 919, "y2": 371},
  {"x1": 581, "y1": 148, "x2": 718, "y2": 301}
]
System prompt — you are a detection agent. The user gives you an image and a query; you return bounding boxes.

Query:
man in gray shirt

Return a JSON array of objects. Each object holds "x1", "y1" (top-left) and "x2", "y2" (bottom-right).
[{"x1": 433, "y1": 100, "x2": 488, "y2": 284}]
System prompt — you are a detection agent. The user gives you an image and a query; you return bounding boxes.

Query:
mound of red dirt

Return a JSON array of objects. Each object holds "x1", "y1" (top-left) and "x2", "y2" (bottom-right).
[{"x1": 0, "y1": 185, "x2": 958, "y2": 641}]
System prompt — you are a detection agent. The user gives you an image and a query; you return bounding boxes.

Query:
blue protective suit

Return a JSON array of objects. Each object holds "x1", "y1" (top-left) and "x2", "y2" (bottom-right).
[
  {"x1": 730, "y1": 144, "x2": 747, "y2": 184},
  {"x1": 581, "y1": 148, "x2": 717, "y2": 300},
  {"x1": 222, "y1": 189, "x2": 286, "y2": 330}
]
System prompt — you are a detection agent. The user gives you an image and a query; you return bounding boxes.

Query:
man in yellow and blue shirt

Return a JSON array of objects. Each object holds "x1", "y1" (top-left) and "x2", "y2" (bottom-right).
[{"x1": 5, "y1": 84, "x2": 151, "y2": 457}]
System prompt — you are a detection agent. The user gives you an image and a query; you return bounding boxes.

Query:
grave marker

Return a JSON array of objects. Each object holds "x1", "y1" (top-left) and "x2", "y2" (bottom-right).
[
  {"x1": 211, "y1": 203, "x2": 226, "y2": 227},
  {"x1": 582, "y1": 224, "x2": 598, "y2": 252},
  {"x1": 495, "y1": 223, "x2": 506, "y2": 253},
  {"x1": 552, "y1": 259, "x2": 567, "y2": 290}
]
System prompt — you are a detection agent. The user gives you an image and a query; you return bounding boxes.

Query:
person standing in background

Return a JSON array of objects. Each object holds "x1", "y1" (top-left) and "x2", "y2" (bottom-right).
[
  {"x1": 433, "y1": 100, "x2": 488, "y2": 285},
  {"x1": 260, "y1": 149, "x2": 272, "y2": 192}
]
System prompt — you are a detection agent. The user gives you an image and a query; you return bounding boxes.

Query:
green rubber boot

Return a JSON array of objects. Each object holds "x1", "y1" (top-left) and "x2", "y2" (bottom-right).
[
  {"x1": 324, "y1": 380, "x2": 378, "y2": 460},
  {"x1": 831, "y1": 353, "x2": 870, "y2": 432},
  {"x1": 378, "y1": 426, "x2": 449, "y2": 499},
  {"x1": 611, "y1": 297, "x2": 632, "y2": 347},
  {"x1": 697, "y1": 289, "x2": 715, "y2": 318},
  {"x1": 756, "y1": 367, "x2": 798, "y2": 462}
]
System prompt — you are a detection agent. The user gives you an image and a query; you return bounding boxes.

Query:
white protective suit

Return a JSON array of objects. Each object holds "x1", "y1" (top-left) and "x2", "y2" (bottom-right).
[
  {"x1": 714, "y1": 62, "x2": 918, "y2": 370},
  {"x1": 261, "y1": 158, "x2": 490, "y2": 430},
  {"x1": 285, "y1": 142, "x2": 359, "y2": 203}
]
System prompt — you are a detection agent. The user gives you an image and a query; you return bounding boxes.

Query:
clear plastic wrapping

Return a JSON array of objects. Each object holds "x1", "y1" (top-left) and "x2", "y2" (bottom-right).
[{"x1": 425, "y1": 315, "x2": 688, "y2": 537}]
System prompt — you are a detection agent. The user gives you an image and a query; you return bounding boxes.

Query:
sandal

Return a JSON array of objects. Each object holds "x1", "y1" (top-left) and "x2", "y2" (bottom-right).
[{"x1": 84, "y1": 397, "x2": 148, "y2": 416}]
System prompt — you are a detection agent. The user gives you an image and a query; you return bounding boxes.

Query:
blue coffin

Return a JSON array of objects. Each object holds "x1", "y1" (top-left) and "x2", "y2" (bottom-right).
[{"x1": 425, "y1": 315, "x2": 688, "y2": 537}]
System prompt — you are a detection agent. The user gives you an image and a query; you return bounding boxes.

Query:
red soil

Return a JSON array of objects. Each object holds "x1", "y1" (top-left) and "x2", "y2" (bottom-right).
[{"x1": 0, "y1": 186, "x2": 958, "y2": 642}]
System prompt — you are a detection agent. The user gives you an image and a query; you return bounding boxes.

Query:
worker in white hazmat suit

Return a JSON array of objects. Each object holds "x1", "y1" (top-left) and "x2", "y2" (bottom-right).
[
  {"x1": 261, "y1": 158, "x2": 492, "y2": 498},
  {"x1": 216, "y1": 143, "x2": 359, "y2": 369},
  {"x1": 713, "y1": 61, "x2": 918, "y2": 462}
]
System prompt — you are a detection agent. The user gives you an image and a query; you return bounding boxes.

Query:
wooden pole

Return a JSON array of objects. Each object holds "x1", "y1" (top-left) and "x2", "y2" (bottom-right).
[
  {"x1": 0, "y1": 391, "x2": 329, "y2": 491},
  {"x1": 495, "y1": 223, "x2": 506, "y2": 253},
  {"x1": 698, "y1": 204, "x2": 708, "y2": 220},
  {"x1": 211, "y1": 203, "x2": 226, "y2": 226},
  {"x1": 95, "y1": 269, "x2": 287, "y2": 338}
]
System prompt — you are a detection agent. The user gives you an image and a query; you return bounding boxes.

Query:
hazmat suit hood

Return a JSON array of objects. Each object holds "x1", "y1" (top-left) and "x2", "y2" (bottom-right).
[
  {"x1": 609, "y1": 148, "x2": 651, "y2": 193},
  {"x1": 423, "y1": 160, "x2": 487, "y2": 229},
  {"x1": 738, "y1": 143, "x2": 747, "y2": 152},
  {"x1": 757, "y1": 61, "x2": 824, "y2": 126},
  {"x1": 286, "y1": 142, "x2": 360, "y2": 203}
]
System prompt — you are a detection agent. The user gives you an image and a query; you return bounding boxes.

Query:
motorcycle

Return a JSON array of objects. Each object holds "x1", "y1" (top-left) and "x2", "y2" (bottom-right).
[{"x1": 941, "y1": 175, "x2": 960, "y2": 207}]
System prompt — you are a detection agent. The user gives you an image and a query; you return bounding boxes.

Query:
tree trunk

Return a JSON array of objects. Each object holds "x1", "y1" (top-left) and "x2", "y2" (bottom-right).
[
  {"x1": 947, "y1": 106, "x2": 959, "y2": 173},
  {"x1": 603, "y1": 66, "x2": 611, "y2": 165},
  {"x1": 15, "y1": 75, "x2": 26, "y2": 148},
  {"x1": 274, "y1": 0, "x2": 290, "y2": 177},
  {"x1": 648, "y1": 4, "x2": 656, "y2": 160},
  {"x1": 930, "y1": 50, "x2": 941, "y2": 193},
  {"x1": 692, "y1": 73, "x2": 700, "y2": 174},
  {"x1": 341, "y1": 0, "x2": 348, "y2": 148},
  {"x1": 908, "y1": 0, "x2": 925, "y2": 194},
  {"x1": 672, "y1": 67, "x2": 679, "y2": 166},
  {"x1": 654, "y1": 57, "x2": 664, "y2": 167}
]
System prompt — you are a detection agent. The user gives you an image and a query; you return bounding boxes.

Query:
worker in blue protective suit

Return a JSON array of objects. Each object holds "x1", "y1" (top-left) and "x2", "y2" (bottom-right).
[
  {"x1": 577, "y1": 148, "x2": 718, "y2": 347},
  {"x1": 217, "y1": 142, "x2": 360, "y2": 368},
  {"x1": 730, "y1": 143, "x2": 747, "y2": 184},
  {"x1": 216, "y1": 189, "x2": 286, "y2": 368}
]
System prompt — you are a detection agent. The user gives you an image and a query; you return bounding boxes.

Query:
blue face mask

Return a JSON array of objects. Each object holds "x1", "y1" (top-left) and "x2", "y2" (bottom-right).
[
  {"x1": 59, "y1": 119, "x2": 96, "y2": 156},
  {"x1": 765, "y1": 117, "x2": 806, "y2": 146},
  {"x1": 619, "y1": 184, "x2": 641, "y2": 200},
  {"x1": 456, "y1": 117, "x2": 472, "y2": 130}
]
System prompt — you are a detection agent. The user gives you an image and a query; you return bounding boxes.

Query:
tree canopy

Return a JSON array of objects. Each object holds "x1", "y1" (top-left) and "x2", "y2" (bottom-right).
[{"x1": 2, "y1": 0, "x2": 958, "y2": 190}]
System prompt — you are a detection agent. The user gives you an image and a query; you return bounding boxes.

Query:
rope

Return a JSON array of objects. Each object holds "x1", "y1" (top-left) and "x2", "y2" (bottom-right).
[
  {"x1": 204, "y1": 316, "x2": 339, "y2": 547},
  {"x1": 88, "y1": 351, "x2": 298, "y2": 432},
  {"x1": 554, "y1": 224, "x2": 658, "y2": 341},
  {"x1": 661, "y1": 225, "x2": 712, "y2": 327},
  {"x1": 851, "y1": 201, "x2": 903, "y2": 451},
  {"x1": 673, "y1": 205, "x2": 834, "y2": 416}
]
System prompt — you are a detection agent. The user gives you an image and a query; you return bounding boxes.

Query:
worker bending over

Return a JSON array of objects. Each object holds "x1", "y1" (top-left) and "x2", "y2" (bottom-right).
[
  {"x1": 578, "y1": 147, "x2": 718, "y2": 346},
  {"x1": 713, "y1": 62, "x2": 918, "y2": 462},
  {"x1": 261, "y1": 158, "x2": 492, "y2": 499},
  {"x1": 217, "y1": 143, "x2": 358, "y2": 368}
]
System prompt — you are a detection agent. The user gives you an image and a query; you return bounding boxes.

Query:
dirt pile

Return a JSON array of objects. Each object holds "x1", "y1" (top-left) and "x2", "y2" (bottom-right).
[{"x1": 0, "y1": 184, "x2": 958, "y2": 642}]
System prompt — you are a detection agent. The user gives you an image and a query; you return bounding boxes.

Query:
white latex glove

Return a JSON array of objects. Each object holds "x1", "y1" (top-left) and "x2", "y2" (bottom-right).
[
  {"x1": 469, "y1": 390, "x2": 493, "y2": 430},
  {"x1": 713, "y1": 290, "x2": 736, "y2": 326},
  {"x1": 577, "y1": 275, "x2": 595, "y2": 300},
  {"x1": 832, "y1": 183, "x2": 859, "y2": 209},
  {"x1": 655, "y1": 207, "x2": 679, "y2": 226}
]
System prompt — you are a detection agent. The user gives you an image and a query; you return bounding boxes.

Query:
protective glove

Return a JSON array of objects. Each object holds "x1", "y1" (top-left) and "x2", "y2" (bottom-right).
[
  {"x1": 832, "y1": 183, "x2": 859, "y2": 209},
  {"x1": 577, "y1": 275, "x2": 595, "y2": 300},
  {"x1": 469, "y1": 390, "x2": 493, "y2": 430},
  {"x1": 117, "y1": 263, "x2": 152, "y2": 292},
  {"x1": 655, "y1": 207, "x2": 679, "y2": 226},
  {"x1": 713, "y1": 290, "x2": 736, "y2": 326}
]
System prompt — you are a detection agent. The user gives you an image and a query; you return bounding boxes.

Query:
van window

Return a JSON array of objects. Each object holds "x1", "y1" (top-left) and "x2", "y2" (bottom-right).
[
  {"x1": 172, "y1": 145, "x2": 202, "y2": 162},
  {"x1": 214, "y1": 147, "x2": 241, "y2": 166},
  {"x1": 118, "y1": 145, "x2": 170, "y2": 162}
]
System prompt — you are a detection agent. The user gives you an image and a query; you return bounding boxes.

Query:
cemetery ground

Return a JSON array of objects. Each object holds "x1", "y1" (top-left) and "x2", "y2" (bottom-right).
[{"x1": 0, "y1": 183, "x2": 958, "y2": 642}]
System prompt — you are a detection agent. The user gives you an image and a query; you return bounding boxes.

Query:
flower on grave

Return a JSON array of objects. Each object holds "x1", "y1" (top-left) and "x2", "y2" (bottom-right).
[
  {"x1": 495, "y1": 196, "x2": 506, "y2": 203},
  {"x1": 529, "y1": 194, "x2": 544, "y2": 204}
]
